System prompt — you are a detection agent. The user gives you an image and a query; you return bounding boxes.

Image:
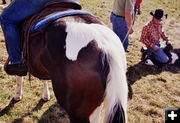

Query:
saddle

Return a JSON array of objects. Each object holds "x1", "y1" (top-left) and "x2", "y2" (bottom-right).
[
  {"x1": 4, "y1": 1, "x2": 82, "y2": 74},
  {"x1": 22, "y1": 1, "x2": 82, "y2": 63}
]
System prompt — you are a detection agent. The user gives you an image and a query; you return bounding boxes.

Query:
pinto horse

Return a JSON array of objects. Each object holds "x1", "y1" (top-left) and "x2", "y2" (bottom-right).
[{"x1": 11, "y1": 2, "x2": 128, "y2": 123}]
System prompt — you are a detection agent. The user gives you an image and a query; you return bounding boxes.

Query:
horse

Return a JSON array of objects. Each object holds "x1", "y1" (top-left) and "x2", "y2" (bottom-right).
[
  {"x1": 141, "y1": 43, "x2": 179, "y2": 68},
  {"x1": 4, "y1": 1, "x2": 128, "y2": 123}
]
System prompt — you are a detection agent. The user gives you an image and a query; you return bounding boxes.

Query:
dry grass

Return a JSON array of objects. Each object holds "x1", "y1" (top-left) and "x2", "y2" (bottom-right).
[{"x1": 0, "y1": 0, "x2": 180, "y2": 123}]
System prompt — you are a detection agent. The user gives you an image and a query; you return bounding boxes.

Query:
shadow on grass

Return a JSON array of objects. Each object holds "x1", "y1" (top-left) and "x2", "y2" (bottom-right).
[
  {"x1": 11, "y1": 101, "x2": 69, "y2": 123},
  {"x1": 127, "y1": 48, "x2": 180, "y2": 85},
  {"x1": 127, "y1": 61, "x2": 180, "y2": 85},
  {"x1": 0, "y1": 98, "x2": 19, "y2": 117},
  {"x1": 127, "y1": 48, "x2": 180, "y2": 99},
  {"x1": 31, "y1": 99, "x2": 47, "y2": 112},
  {"x1": 12, "y1": 99, "x2": 47, "y2": 123},
  {"x1": 39, "y1": 103, "x2": 70, "y2": 123}
]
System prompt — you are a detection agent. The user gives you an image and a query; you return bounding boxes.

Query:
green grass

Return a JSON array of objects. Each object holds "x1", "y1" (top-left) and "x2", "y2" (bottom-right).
[{"x1": 0, "y1": 0, "x2": 180, "y2": 122}]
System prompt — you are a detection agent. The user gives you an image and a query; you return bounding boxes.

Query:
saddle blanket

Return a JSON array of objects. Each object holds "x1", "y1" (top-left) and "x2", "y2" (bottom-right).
[{"x1": 30, "y1": 10, "x2": 92, "y2": 33}]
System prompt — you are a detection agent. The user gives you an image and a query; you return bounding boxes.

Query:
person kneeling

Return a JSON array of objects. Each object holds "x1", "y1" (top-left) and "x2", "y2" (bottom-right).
[{"x1": 140, "y1": 9, "x2": 170, "y2": 66}]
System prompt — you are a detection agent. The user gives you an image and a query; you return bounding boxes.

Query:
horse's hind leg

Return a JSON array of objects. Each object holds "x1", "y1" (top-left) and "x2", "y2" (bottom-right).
[
  {"x1": 13, "y1": 76, "x2": 23, "y2": 101},
  {"x1": 41, "y1": 81, "x2": 50, "y2": 101}
]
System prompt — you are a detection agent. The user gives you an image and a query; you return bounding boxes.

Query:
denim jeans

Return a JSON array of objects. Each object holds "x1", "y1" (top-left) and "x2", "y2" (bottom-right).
[
  {"x1": 0, "y1": 0, "x2": 76, "y2": 63},
  {"x1": 147, "y1": 44, "x2": 169, "y2": 63},
  {"x1": 110, "y1": 13, "x2": 129, "y2": 51},
  {"x1": 134, "y1": 6, "x2": 138, "y2": 15}
]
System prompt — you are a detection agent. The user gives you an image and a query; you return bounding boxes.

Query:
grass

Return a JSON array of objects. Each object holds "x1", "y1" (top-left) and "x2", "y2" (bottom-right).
[{"x1": 0, "y1": 0, "x2": 180, "y2": 123}]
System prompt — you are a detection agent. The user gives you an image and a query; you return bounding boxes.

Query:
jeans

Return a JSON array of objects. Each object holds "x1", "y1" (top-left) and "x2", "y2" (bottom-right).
[
  {"x1": 110, "y1": 13, "x2": 129, "y2": 51},
  {"x1": 134, "y1": 6, "x2": 138, "y2": 15},
  {"x1": 147, "y1": 44, "x2": 169, "y2": 63},
  {"x1": 0, "y1": 0, "x2": 72, "y2": 63}
]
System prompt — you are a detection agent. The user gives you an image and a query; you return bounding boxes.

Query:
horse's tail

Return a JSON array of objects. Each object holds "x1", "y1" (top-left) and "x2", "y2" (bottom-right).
[{"x1": 89, "y1": 25, "x2": 128, "y2": 123}]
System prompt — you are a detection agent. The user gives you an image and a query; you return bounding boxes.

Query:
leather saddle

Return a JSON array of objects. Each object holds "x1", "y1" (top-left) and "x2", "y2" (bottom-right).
[
  {"x1": 4, "y1": 1, "x2": 82, "y2": 73},
  {"x1": 22, "y1": 1, "x2": 82, "y2": 61}
]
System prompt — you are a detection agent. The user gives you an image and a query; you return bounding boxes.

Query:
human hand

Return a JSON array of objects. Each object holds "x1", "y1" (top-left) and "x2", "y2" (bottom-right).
[
  {"x1": 129, "y1": 28, "x2": 134, "y2": 35},
  {"x1": 152, "y1": 45, "x2": 159, "y2": 51}
]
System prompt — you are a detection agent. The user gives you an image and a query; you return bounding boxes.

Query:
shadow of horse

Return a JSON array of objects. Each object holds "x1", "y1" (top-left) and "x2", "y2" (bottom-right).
[
  {"x1": 127, "y1": 49, "x2": 180, "y2": 85},
  {"x1": 0, "y1": 98, "x2": 47, "y2": 122},
  {"x1": 12, "y1": 99, "x2": 47, "y2": 123},
  {"x1": 39, "y1": 103, "x2": 70, "y2": 123},
  {"x1": 0, "y1": 98, "x2": 19, "y2": 117}
]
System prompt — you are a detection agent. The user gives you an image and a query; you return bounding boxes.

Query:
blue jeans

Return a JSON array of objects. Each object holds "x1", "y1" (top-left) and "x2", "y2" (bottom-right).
[
  {"x1": 0, "y1": 0, "x2": 72, "y2": 64},
  {"x1": 134, "y1": 6, "x2": 138, "y2": 15},
  {"x1": 110, "y1": 13, "x2": 129, "y2": 51},
  {"x1": 147, "y1": 44, "x2": 169, "y2": 63}
]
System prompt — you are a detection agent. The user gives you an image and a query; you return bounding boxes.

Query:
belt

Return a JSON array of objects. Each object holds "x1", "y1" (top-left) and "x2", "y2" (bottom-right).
[{"x1": 112, "y1": 12, "x2": 125, "y2": 18}]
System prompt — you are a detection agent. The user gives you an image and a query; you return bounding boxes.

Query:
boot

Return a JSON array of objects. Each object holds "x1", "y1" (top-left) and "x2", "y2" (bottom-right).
[{"x1": 5, "y1": 63, "x2": 28, "y2": 76}]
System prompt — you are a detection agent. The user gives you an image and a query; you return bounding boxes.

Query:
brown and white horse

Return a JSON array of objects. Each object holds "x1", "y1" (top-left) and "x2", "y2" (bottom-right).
[{"x1": 6, "y1": 2, "x2": 128, "y2": 123}]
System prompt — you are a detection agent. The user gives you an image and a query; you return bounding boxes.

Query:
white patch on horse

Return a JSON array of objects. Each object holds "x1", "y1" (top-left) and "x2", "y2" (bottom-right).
[
  {"x1": 145, "y1": 59, "x2": 154, "y2": 66},
  {"x1": 14, "y1": 76, "x2": 23, "y2": 101},
  {"x1": 42, "y1": 81, "x2": 50, "y2": 101},
  {"x1": 170, "y1": 52, "x2": 178, "y2": 64},
  {"x1": 65, "y1": 22, "x2": 95, "y2": 61}
]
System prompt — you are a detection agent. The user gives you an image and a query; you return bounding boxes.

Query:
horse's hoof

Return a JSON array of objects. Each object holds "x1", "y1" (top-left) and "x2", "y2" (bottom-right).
[
  {"x1": 13, "y1": 96, "x2": 22, "y2": 101},
  {"x1": 41, "y1": 97, "x2": 50, "y2": 102}
]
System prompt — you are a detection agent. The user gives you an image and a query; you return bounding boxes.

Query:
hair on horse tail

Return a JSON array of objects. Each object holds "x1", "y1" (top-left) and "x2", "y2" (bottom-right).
[
  {"x1": 99, "y1": 52, "x2": 110, "y2": 89},
  {"x1": 104, "y1": 54, "x2": 128, "y2": 123},
  {"x1": 90, "y1": 51, "x2": 128, "y2": 123},
  {"x1": 86, "y1": 23, "x2": 128, "y2": 123}
]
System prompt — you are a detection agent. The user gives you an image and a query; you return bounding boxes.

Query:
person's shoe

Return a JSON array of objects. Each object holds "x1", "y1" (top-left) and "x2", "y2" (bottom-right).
[
  {"x1": 125, "y1": 50, "x2": 130, "y2": 53},
  {"x1": 5, "y1": 63, "x2": 28, "y2": 76}
]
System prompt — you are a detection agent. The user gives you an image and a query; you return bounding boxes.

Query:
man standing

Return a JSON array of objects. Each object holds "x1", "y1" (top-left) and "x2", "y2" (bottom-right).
[
  {"x1": 140, "y1": 9, "x2": 170, "y2": 63},
  {"x1": 110, "y1": 0, "x2": 135, "y2": 52}
]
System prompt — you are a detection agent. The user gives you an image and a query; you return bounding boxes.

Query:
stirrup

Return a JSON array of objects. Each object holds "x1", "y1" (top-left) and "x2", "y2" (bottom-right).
[{"x1": 4, "y1": 57, "x2": 28, "y2": 76}]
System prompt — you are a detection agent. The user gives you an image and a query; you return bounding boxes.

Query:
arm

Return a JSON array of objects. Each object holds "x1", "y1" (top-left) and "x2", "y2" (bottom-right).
[
  {"x1": 139, "y1": 0, "x2": 142, "y2": 8},
  {"x1": 135, "y1": 0, "x2": 142, "y2": 8},
  {"x1": 125, "y1": 9, "x2": 133, "y2": 34},
  {"x1": 125, "y1": 0, "x2": 134, "y2": 34},
  {"x1": 161, "y1": 27, "x2": 169, "y2": 43}
]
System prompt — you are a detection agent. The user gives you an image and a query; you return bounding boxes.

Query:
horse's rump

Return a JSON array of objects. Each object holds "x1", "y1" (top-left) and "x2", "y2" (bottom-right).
[{"x1": 22, "y1": 3, "x2": 127, "y2": 122}]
